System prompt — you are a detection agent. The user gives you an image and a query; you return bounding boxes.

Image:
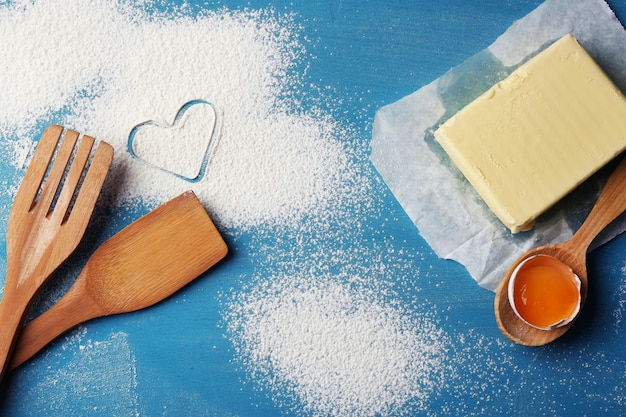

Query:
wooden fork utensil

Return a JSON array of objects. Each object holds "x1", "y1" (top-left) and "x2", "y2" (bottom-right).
[{"x1": 0, "y1": 125, "x2": 113, "y2": 382}]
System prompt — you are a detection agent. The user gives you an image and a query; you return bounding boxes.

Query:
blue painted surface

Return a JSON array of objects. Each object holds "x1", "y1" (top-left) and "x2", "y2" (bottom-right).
[{"x1": 1, "y1": 1, "x2": 626, "y2": 416}]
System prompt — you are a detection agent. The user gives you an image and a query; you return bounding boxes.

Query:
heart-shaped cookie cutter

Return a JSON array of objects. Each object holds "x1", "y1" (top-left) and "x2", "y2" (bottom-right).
[{"x1": 128, "y1": 99, "x2": 222, "y2": 182}]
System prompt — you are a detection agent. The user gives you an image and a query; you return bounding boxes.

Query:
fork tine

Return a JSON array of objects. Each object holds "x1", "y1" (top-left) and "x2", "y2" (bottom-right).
[
  {"x1": 35, "y1": 128, "x2": 80, "y2": 216},
  {"x1": 11, "y1": 125, "x2": 63, "y2": 215},
  {"x1": 0, "y1": 124, "x2": 113, "y2": 383},
  {"x1": 48, "y1": 134, "x2": 95, "y2": 224},
  {"x1": 64, "y1": 141, "x2": 114, "y2": 230}
]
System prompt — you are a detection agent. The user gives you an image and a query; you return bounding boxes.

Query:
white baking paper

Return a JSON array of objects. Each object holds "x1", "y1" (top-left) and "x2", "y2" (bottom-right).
[{"x1": 370, "y1": 0, "x2": 626, "y2": 291}]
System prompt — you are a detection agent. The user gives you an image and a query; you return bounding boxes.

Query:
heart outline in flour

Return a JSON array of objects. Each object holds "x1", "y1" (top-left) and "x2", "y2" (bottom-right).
[{"x1": 127, "y1": 99, "x2": 222, "y2": 183}]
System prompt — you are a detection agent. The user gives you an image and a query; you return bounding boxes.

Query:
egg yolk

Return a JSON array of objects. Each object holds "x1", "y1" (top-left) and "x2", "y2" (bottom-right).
[{"x1": 512, "y1": 255, "x2": 580, "y2": 329}]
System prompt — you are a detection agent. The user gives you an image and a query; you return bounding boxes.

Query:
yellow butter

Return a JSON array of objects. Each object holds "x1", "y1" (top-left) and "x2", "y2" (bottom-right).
[{"x1": 435, "y1": 34, "x2": 626, "y2": 233}]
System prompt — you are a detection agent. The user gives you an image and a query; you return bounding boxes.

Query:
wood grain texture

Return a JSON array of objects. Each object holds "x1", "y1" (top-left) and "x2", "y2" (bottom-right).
[
  {"x1": 10, "y1": 191, "x2": 228, "y2": 370},
  {"x1": 0, "y1": 125, "x2": 113, "y2": 382},
  {"x1": 495, "y1": 154, "x2": 626, "y2": 346}
]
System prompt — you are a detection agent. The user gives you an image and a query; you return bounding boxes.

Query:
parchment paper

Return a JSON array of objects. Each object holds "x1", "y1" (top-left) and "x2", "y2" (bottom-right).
[{"x1": 370, "y1": 0, "x2": 626, "y2": 291}]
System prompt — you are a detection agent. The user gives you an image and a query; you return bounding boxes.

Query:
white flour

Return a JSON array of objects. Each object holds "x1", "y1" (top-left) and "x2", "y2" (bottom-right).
[
  {"x1": 13, "y1": 331, "x2": 139, "y2": 415},
  {"x1": 0, "y1": 0, "x2": 353, "y2": 230},
  {"x1": 0, "y1": 0, "x2": 449, "y2": 415},
  {"x1": 225, "y1": 274, "x2": 449, "y2": 417}
]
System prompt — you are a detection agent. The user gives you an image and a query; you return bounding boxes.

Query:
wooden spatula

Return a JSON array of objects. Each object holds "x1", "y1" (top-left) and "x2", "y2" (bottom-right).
[
  {"x1": 0, "y1": 125, "x2": 113, "y2": 381},
  {"x1": 9, "y1": 191, "x2": 228, "y2": 370}
]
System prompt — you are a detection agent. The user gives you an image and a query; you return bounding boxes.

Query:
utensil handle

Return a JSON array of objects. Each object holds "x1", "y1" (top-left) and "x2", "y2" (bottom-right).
[
  {"x1": 0, "y1": 287, "x2": 30, "y2": 381},
  {"x1": 9, "y1": 278, "x2": 101, "y2": 371},
  {"x1": 570, "y1": 155, "x2": 626, "y2": 251}
]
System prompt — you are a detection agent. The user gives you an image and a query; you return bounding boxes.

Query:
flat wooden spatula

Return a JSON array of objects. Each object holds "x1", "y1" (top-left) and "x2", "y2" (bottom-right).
[{"x1": 9, "y1": 190, "x2": 228, "y2": 370}]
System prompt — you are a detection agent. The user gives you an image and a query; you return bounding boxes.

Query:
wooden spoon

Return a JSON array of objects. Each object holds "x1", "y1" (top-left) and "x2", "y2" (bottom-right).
[
  {"x1": 0, "y1": 125, "x2": 113, "y2": 381},
  {"x1": 494, "y1": 155, "x2": 626, "y2": 346},
  {"x1": 9, "y1": 191, "x2": 228, "y2": 370}
]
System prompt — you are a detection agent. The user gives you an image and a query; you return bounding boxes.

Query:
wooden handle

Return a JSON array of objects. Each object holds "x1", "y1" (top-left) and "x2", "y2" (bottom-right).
[
  {"x1": 9, "y1": 276, "x2": 102, "y2": 371},
  {"x1": 568, "y1": 155, "x2": 626, "y2": 251},
  {"x1": 0, "y1": 287, "x2": 30, "y2": 380}
]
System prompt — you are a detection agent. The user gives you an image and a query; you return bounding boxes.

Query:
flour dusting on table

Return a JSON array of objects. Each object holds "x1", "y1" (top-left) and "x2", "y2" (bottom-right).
[
  {"x1": 12, "y1": 331, "x2": 139, "y2": 415},
  {"x1": 225, "y1": 273, "x2": 449, "y2": 417},
  {"x1": 0, "y1": 0, "x2": 448, "y2": 414},
  {"x1": 0, "y1": 0, "x2": 360, "y2": 231}
]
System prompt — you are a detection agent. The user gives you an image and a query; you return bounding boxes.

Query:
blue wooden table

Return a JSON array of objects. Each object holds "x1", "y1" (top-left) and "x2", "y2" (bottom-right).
[{"x1": 1, "y1": 1, "x2": 626, "y2": 416}]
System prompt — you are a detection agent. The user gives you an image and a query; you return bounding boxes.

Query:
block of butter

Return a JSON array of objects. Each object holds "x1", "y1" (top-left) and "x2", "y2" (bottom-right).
[{"x1": 435, "y1": 34, "x2": 626, "y2": 233}]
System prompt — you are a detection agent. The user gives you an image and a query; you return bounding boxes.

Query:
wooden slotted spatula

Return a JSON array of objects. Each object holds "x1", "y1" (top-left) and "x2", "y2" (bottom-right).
[
  {"x1": 0, "y1": 125, "x2": 113, "y2": 381},
  {"x1": 9, "y1": 191, "x2": 228, "y2": 370}
]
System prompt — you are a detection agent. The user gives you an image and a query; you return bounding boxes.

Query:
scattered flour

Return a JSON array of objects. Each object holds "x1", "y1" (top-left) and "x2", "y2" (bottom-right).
[
  {"x1": 10, "y1": 331, "x2": 139, "y2": 416},
  {"x1": 0, "y1": 0, "x2": 449, "y2": 415},
  {"x1": 225, "y1": 274, "x2": 449, "y2": 417},
  {"x1": 614, "y1": 261, "x2": 626, "y2": 331},
  {"x1": 0, "y1": 0, "x2": 357, "y2": 230}
]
